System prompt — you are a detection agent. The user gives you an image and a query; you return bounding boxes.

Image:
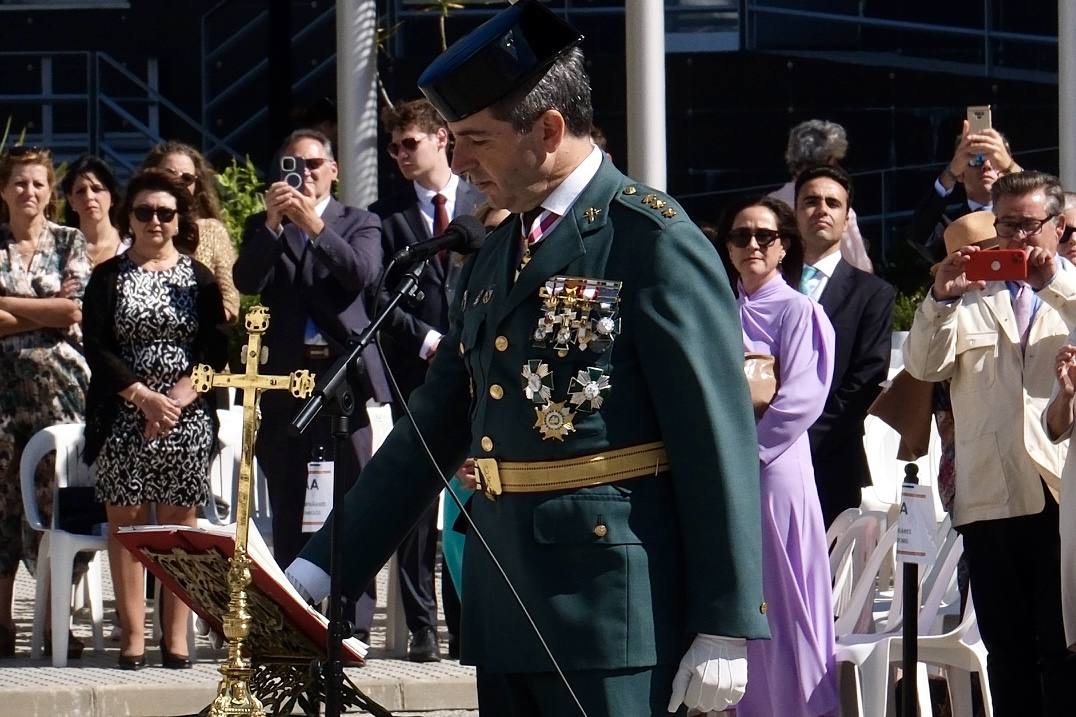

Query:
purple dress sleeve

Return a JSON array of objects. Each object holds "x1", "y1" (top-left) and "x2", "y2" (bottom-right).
[{"x1": 757, "y1": 296, "x2": 835, "y2": 466}]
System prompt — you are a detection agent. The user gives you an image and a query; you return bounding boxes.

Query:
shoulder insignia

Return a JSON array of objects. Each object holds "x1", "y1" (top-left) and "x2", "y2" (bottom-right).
[
  {"x1": 615, "y1": 184, "x2": 685, "y2": 226},
  {"x1": 662, "y1": 208, "x2": 677, "y2": 218},
  {"x1": 622, "y1": 185, "x2": 637, "y2": 195}
]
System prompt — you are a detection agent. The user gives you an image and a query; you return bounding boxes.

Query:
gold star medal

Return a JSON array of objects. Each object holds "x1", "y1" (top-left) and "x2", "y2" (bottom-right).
[
  {"x1": 521, "y1": 360, "x2": 553, "y2": 405},
  {"x1": 534, "y1": 401, "x2": 576, "y2": 441},
  {"x1": 568, "y1": 367, "x2": 612, "y2": 413}
]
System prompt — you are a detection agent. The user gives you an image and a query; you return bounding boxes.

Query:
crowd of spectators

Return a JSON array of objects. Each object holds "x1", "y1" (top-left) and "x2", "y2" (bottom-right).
[{"x1": 1, "y1": 103, "x2": 1076, "y2": 713}]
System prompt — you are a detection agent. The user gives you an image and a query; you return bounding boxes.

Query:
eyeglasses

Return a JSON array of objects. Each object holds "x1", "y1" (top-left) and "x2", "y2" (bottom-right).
[
  {"x1": 1061, "y1": 225, "x2": 1075, "y2": 244},
  {"x1": 386, "y1": 136, "x2": 426, "y2": 157},
  {"x1": 132, "y1": 205, "x2": 177, "y2": 223},
  {"x1": 301, "y1": 157, "x2": 329, "y2": 170},
  {"x1": 994, "y1": 214, "x2": 1057, "y2": 239},
  {"x1": 968, "y1": 153, "x2": 987, "y2": 168},
  {"x1": 726, "y1": 228, "x2": 781, "y2": 248},
  {"x1": 163, "y1": 167, "x2": 197, "y2": 185}
]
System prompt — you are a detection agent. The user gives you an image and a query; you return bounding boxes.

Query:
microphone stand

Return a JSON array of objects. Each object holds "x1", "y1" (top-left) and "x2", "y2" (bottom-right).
[{"x1": 290, "y1": 258, "x2": 426, "y2": 717}]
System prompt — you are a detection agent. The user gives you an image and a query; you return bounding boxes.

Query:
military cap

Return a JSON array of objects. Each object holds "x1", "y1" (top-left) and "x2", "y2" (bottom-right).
[{"x1": 418, "y1": 0, "x2": 584, "y2": 122}]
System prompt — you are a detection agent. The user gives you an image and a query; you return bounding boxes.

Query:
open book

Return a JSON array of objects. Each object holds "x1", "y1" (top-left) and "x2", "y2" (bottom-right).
[{"x1": 116, "y1": 522, "x2": 367, "y2": 663}]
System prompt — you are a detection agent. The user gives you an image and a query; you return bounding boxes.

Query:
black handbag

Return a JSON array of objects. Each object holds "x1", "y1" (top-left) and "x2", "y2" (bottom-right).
[{"x1": 55, "y1": 486, "x2": 108, "y2": 535}]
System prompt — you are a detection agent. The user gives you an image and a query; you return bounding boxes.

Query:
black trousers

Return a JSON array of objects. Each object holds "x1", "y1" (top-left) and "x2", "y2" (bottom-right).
[
  {"x1": 389, "y1": 401, "x2": 440, "y2": 635},
  {"x1": 254, "y1": 369, "x2": 377, "y2": 635},
  {"x1": 958, "y1": 482, "x2": 1076, "y2": 716},
  {"x1": 813, "y1": 440, "x2": 871, "y2": 528}
]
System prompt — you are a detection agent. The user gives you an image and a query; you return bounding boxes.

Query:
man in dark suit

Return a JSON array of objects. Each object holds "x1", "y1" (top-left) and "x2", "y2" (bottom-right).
[
  {"x1": 370, "y1": 98, "x2": 484, "y2": 662},
  {"x1": 233, "y1": 128, "x2": 391, "y2": 636},
  {"x1": 286, "y1": 3, "x2": 768, "y2": 715},
  {"x1": 907, "y1": 122, "x2": 1019, "y2": 264},
  {"x1": 796, "y1": 165, "x2": 896, "y2": 526}
]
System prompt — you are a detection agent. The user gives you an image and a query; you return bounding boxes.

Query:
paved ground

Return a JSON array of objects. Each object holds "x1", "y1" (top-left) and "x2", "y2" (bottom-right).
[{"x1": 0, "y1": 552, "x2": 477, "y2": 716}]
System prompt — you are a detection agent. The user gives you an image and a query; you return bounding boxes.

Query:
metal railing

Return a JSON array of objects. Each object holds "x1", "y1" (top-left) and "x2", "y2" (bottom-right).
[{"x1": 0, "y1": 50, "x2": 240, "y2": 174}]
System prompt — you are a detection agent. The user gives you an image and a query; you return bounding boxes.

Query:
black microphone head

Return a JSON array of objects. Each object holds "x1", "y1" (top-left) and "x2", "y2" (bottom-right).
[{"x1": 447, "y1": 214, "x2": 487, "y2": 255}]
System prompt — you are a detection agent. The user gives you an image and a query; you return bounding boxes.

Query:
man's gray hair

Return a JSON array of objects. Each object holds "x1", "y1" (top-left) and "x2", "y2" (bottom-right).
[
  {"x1": 785, "y1": 119, "x2": 849, "y2": 177},
  {"x1": 488, "y1": 47, "x2": 593, "y2": 138},
  {"x1": 992, "y1": 170, "x2": 1064, "y2": 216},
  {"x1": 282, "y1": 128, "x2": 335, "y2": 160},
  {"x1": 1064, "y1": 191, "x2": 1076, "y2": 211}
]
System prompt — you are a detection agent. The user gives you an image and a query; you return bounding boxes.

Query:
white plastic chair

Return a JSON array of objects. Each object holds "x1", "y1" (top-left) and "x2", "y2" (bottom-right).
[
  {"x1": 836, "y1": 529, "x2": 970, "y2": 716},
  {"x1": 862, "y1": 415, "x2": 946, "y2": 520},
  {"x1": 830, "y1": 510, "x2": 887, "y2": 621},
  {"x1": 19, "y1": 423, "x2": 107, "y2": 667}
]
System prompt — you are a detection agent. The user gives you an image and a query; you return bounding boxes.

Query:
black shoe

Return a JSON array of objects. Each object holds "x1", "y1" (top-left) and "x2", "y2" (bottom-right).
[
  {"x1": 159, "y1": 637, "x2": 192, "y2": 669},
  {"x1": 117, "y1": 652, "x2": 146, "y2": 670},
  {"x1": 408, "y1": 627, "x2": 441, "y2": 663}
]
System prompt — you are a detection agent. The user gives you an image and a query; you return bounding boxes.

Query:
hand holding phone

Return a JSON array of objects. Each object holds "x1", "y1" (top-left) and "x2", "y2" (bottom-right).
[
  {"x1": 280, "y1": 155, "x2": 306, "y2": 190},
  {"x1": 967, "y1": 105, "x2": 992, "y2": 134},
  {"x1": 963, "y1": 248, "x2": 1027, "y2": 282}
]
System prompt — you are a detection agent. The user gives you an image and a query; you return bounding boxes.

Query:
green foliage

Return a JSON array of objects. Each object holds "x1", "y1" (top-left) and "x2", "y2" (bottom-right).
[
  {"x1": 893, "y1": 288, "x2": 926, "y2": 332},
  {"x1": 214, "y1": 157, "x2": 265, "y2": 366},
  {"x1": 215, "y1": 156, "x2": 264, "y2": 252}
]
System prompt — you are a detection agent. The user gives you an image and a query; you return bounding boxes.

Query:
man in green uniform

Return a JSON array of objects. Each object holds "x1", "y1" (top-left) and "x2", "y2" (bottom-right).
[{"x1": 286, "y1": 2, "x2": 768, "y2": 714}]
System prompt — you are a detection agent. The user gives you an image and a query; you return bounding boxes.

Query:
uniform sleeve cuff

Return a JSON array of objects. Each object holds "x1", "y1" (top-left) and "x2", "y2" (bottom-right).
[
  {"x1": 285, "y1": 557, "x2": 331, "y2": 603},
  {"x1": 419, "y1": 330, "x2": 443, "y2": 360}
]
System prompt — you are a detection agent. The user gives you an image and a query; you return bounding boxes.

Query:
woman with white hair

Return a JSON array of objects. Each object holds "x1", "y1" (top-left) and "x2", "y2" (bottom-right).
[{"x1": 770, "y1": 119, "x2": 873, "y2": 272}]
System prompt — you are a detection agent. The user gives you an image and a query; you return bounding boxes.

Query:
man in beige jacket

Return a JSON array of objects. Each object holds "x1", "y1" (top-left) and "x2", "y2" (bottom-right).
[{"x1": 904, "y1": 170, "x2": 1076, "y2": 715}]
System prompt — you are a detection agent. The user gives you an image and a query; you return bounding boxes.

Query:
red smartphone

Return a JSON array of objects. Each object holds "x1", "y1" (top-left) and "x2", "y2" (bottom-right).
[{"x1": 963, "y1": 249, "x2": 1027, "y2": 282}]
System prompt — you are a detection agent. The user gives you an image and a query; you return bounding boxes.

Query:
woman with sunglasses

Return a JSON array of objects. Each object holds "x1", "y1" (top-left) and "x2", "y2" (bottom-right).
[
  {"x1": 82, "y1": 169, "x2": 228, "y2": 669},
  {"x1": 711, "y1": 195, "x2": 838, "y2": 717},
  {"x1": 61, "y1": 155, "x2": 129, "y2": 266},
  {"x1": 0, "y1": 146, "x2": 92, "y2": 659},
  {"x1": 141, "y1": 141, "x2": 239, "y2": 321}
]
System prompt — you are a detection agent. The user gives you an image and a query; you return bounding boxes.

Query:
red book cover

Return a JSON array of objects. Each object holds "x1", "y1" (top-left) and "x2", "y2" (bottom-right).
[{"x1": 115, "y1": 524, "x2": 366, "y2": 664}]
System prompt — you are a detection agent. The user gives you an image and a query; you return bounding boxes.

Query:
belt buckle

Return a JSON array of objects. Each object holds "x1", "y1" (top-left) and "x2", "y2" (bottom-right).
[{"x1": 474, "y1": 458, "x2": 502, "y2": 499}]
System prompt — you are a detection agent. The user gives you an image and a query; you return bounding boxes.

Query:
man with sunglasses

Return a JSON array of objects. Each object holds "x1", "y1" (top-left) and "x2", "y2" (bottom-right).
[
  {"x1": 368, "y1": 98, "x2": 485, "y2": 662},
  {"x1": 233, "y1": 128, "x2": 391, "y2": 640},
  {"x1": 1058, "y1": 192, "x2": 1076, "y2": 263},
  {"x1": 908, "y1": 120, "x2": 1019, "y2": 264},
  {"x1": 794, "y1": 165, "x2": 895, "y2": 526},
  {"x1": 905, "y1": 170, "x2": 1076, "y2": 714}
]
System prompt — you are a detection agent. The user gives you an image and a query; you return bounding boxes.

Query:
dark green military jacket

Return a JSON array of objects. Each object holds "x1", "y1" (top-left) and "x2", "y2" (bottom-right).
[{"x1": 301, "y1": 157, "x2": 768, "y2": 673}]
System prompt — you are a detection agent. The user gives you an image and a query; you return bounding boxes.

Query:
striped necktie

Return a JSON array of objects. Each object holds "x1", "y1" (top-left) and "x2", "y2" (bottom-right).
[{"x1": 519, "y1": 209, "x2": 560, "y2": 269}]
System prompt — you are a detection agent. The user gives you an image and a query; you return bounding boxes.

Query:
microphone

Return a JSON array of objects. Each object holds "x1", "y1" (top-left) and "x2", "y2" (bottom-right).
[{"x1": 392, "y1": 214, "x2": 486, "y2": 264}]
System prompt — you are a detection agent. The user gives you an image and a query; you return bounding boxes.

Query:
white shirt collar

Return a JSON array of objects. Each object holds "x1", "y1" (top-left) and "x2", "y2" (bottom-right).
[
  {"x1": 968, "y1": 198, "x2": 991, "y2": 212},
  {"x1": 535, "y1": 145, "x2": 604, "y2": 219},
  {"x1": 413, "y1": 172, "x2": 460, "y2": 205},
  {"x1": 314, "y1": 195, "x2": 331, "y2": 217},
  {"x1": 810, "y1": 248, "x2": 843, "y2": 278}
]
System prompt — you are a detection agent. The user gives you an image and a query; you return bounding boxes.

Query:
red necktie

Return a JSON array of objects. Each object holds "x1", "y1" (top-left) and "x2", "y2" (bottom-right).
[
  {"x1": 519, "y1": 209, "x2": 560, "y2": 268},
  {"x1": 433, "y1": 193, "x2": 450, "y2": 267}
]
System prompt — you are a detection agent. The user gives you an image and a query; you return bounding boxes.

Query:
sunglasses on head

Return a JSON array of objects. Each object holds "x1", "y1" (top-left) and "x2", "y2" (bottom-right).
[
  {"x1": 726, "y1": 228, "x2": 781, "y2": 248},
  {"x1": 132, "y1": 205, "x2": 177, "y2": 223},
  {"x1": 386, "y1": 136, "x2": 425, "y2": 157},
  {"x1": 6, "y1": 145, "x2": 49, "y2": 159},
  {"x1": 163, "y1": 167, "x2": 197, "y2": 185}
]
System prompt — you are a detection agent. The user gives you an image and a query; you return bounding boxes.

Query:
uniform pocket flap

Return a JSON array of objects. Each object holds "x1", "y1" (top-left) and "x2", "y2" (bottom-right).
[
  {"x1": 459, "y1": 309, "x2": 486, "y2": 351},
  {"x1": 532, "y1": 494, "x2": 642, "y2": 546},
  {"x1": 956, "y1": 330, "x2": 998, "y2": 354}
]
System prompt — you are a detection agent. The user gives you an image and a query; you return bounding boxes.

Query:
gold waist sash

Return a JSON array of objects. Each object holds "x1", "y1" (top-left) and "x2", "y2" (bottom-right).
[{"x1": 474, "y1": 441, "x2": 668, "y2": 497}]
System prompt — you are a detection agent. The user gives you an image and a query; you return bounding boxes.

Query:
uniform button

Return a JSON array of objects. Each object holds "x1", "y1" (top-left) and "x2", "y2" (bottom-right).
[
  {"x1": 458, "y1": 341, "x2": 465, "y2": 356},
  {"x1": 481, "y1": 436, "x2": 494, "y2": 452},
  {"x1": 593, "y1": 522, "x2": 608, "y2": 538},
  {"x1": 489, "y1": 384, "x2": 504, "y2": 400},
  {"x1": 759, "y1": 601, "x2": 768, "y2": 615},
  {"x1": 495, "y1": 335, "x2": 509, "y2": 352}
]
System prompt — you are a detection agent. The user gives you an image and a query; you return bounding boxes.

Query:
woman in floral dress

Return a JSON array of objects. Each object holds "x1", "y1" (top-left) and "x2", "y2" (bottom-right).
[{"x1": 0, "y1": 146, "x2": 91, "y2": 658}]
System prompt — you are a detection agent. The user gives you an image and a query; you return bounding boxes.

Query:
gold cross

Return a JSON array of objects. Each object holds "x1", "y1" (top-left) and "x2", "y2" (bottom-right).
[{"x1": 191, "y1": 304, "x2": 314, "y2": 717}]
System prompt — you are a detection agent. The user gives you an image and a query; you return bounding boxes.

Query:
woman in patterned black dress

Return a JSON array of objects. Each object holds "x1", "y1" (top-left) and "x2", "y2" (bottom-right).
[{"x1": 82, "y1": 169, "x2": 227, "y2": 669}]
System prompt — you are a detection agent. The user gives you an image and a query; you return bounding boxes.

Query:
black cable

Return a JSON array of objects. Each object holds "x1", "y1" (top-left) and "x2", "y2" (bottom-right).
[{"x1": 370, "y1": 258, "x2": 589, "y2": 717}]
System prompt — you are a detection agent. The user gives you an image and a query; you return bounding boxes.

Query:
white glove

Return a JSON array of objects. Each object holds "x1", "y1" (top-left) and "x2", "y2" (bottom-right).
[{"x1": 667, "y1": 634, "x2": 748, "y2": 714}]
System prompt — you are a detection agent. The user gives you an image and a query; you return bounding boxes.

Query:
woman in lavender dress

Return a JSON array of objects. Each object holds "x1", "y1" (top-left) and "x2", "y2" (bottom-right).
[{"x1": 712, "y1": 195, "x2": 837, "y2": 717}]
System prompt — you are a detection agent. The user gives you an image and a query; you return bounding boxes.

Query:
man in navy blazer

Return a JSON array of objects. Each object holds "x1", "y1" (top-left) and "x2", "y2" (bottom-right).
[
  {"x1": 795, "y1": 165, "x2": 895, "y2": 526},
  {"x1": 233, "y1": 129, "x2": 391, "y2": 619},
  {"x1": 370, "y1": 99, "x2": 485, "y2": 661}
]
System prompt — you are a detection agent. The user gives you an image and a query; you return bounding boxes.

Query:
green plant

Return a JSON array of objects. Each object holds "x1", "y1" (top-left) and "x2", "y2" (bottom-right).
[
  {"x1": 214, "y1": 157, "x2": 266, "y2": 365},
  {"x1": 215, "y1": 156, "x2": 264, "y2": 252},
  {"x1": 893, "y1": 288, "x2": 926, "y2": 332}
]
